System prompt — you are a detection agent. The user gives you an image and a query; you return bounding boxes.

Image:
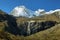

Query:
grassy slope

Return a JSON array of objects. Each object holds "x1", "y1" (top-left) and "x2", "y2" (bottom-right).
[{"x1": 16, "y1": 13, "x2": 60, "y2": 22}]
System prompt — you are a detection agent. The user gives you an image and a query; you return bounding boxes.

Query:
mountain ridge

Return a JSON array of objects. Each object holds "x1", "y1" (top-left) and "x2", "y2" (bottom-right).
[{"x1": 10, "y1": 6, "x2": 60, "y2": 18}]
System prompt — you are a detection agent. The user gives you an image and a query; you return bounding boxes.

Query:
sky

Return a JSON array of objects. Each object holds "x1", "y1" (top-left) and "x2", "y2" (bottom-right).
[{"x1": 0, "y1": 0, "x2": 60, "y2": 13}]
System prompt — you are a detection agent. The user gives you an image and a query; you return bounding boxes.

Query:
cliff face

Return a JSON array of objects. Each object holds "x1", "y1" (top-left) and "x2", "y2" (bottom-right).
[
  {"x1": 16, "y1": 20, "x2": 57, "y2": 36},
  {"x1": 0, "y1": 10, "x2": 18, "y2": 34}
]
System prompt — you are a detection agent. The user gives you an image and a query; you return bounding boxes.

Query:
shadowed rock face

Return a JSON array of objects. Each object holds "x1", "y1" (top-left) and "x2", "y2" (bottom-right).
[
  {"x1": 30, "y1": 21, "x2": 57, "y2": 34},
  {"x1": 0, "y1": 10, "x2": 20, "y2": 35},
  {"x1": 17, "y1": 21, "x2": 57, "y2": 36},
  {"x1": 0, "y1": 10, "x2": 58, "y2": 36},
  {"x1": 0, "y1": 11, "x2": 19, "y2": 35}
]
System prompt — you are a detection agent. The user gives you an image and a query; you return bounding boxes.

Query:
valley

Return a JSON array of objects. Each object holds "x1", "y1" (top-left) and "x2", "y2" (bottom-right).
[{"x1": 0, "y1": 10, "x2": 60, "y2": 40}]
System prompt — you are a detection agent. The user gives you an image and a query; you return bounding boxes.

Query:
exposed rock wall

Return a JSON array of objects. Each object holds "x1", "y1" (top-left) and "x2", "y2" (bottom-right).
[{"x1": 17, "y1": 21, "x2": 57, "y2": 36}]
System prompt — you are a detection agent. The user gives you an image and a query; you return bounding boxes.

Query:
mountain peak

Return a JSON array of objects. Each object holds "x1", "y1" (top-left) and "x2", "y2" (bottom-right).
[
  {"x1": 18, "y1": 5, "x2": 26, "y2": 8},
  {"x1": 14, "y1": 5, "x2": 26, "y2": 10},
  {"x1": 10, "y1": 6, "x2": 35, "y2": 18}
]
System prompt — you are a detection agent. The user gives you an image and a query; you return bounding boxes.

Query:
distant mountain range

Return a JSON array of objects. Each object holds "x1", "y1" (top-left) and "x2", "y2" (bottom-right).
[{"x1": 10, "y1": 6, "x2": 60, "y2": 18}]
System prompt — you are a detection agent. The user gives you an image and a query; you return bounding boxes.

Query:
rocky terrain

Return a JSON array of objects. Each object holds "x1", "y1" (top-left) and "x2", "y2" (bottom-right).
[{"x1": 0, "y1": 10, "x2": 60, "y2": 40}]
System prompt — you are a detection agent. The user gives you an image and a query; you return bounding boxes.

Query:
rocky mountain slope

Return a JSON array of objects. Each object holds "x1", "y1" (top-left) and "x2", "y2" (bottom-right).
[{"x1": 0, "y1": 10, "x2": 60, "y2": 40}]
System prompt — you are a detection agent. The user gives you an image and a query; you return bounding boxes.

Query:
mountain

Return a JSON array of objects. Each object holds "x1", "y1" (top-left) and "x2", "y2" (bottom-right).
[
  {"x1": 10, "y1": 6, "x2": 35, "y2": 18},
  {"x1": 0, "y1": 8, "x2": 60, "y2": 40}
]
